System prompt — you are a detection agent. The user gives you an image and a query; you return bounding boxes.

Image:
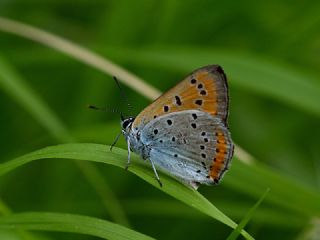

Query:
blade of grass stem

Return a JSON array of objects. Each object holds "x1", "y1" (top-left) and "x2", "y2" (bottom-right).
[
  {"x1": 0, "y1": 212, "x2": 154, "y2": 240},
  {"x1": 0, "y1": 143, "x2": 253, "y2": 239},
  {"x1": 226, "y1": 188, "x2": 270, "y2": 240}
]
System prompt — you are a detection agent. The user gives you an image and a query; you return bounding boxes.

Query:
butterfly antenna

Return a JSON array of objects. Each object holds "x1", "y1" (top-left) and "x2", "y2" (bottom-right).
[
  {"x1": 113, "y1": 76, "x2": 133, "y2": 117},
  {"x1": 87, "y1": 105, "x2": 123, "y2": 116},
  {"x1": 88, "y1": 104, "x2": 124, "y2": 118}
]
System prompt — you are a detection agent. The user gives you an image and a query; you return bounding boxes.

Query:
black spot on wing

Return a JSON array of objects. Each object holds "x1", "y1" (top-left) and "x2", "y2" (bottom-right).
[
  {"x1": 195, "y1": 99, "x2": 202, "y2": 106},
  {"x1": 200, "y1": 90, "x2": 206, "y2": 95},
  {"x1": 175, "y1": 96, "x2": 182, "y2": 106}
]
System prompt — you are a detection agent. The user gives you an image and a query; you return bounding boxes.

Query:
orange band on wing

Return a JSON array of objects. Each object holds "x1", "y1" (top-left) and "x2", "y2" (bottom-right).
[{"x1": 210, "y1": 131, "x2": 228, "y2": 181}]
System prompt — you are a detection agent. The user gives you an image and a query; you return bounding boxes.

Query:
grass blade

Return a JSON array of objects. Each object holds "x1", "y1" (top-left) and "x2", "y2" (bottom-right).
[
  {"x1": 0, "y1": 212, "x2": 154, "y2": 240},
  {"x1": 0, "y1": 143, "x2": 253, "y2": 240},
  {"x1": 226, "y1": 188, "x2": 270, "y2": 240},
  {"x1": 2, "y1": 143, "x2": 320, "y2": 235},
  {"x1": 0, "y1": 199, "x2": 41, "y2": 240},
  {"x1": 0, "y1": 16, "x2": 161, "y2": 100}
]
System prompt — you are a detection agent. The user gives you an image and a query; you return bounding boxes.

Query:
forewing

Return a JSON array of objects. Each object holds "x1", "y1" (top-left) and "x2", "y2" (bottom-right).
[
  {"x1": 132, "y1": 65, "x2": 230, "y2": 129},
  {"x1": 140, "y1": 110, "x2": 234, "y2": 185}
]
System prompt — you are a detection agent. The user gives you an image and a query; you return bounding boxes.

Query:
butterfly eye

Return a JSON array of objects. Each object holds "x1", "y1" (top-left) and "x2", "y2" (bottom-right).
[
  {"x1": 122, "y1": 117, "x2": 135, "y2": 129},
  {"x1": 122, "y1": 120, "x2": 130, "y2": 129}
]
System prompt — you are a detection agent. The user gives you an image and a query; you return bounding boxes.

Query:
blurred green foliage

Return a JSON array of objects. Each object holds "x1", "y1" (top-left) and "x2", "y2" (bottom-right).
[{"x1": 0, "y1": 0, "x2": 320, "y2": 239}]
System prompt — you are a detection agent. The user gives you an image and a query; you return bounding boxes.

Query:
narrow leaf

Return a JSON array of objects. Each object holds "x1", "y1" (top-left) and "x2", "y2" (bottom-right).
[
  {"x1": 0, "y1": 143, "x2": 253, "y2": 240},
  {"x1": 0, "y1": 212, "x2": 154, "y2": 240},
  {"x1": 227, "y1": 188, "x2": 270, "y2": 240}
]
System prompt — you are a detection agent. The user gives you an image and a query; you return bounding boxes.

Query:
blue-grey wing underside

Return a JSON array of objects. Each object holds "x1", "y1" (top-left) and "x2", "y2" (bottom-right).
[{"x1": 139, "y1": 110, "x2": 233, "y2": 186}]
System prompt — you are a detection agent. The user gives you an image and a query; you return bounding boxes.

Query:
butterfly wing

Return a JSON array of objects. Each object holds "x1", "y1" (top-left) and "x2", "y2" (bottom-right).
[
  {"x1": 139, "y1": 110, "x2": 234, "y2": 186},
  {"x1": 132, "y1": 65, "x2": 230, "y2": 130}
]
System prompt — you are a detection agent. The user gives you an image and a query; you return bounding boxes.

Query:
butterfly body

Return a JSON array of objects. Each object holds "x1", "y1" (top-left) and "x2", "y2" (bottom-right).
[{"x1": 120, "y1": 65, "x2": 234, "y2": 189}]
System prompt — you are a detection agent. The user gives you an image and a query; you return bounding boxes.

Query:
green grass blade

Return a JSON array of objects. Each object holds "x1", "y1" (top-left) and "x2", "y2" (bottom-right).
[
  {"x1": 0, "y1": 17, "x2": 161, "y2": 100},
  {"x1": 226, "y1": 188, "x2": 270, "y2": 240},
  {"x1": 0, "y1": 143, "x2": 253, "y2": 240},
  {"x1": 0, "y1": 199, "x2": 42, "y2": 240},
  {"x1": 1, "y1": 143, "x2": 318, "y2": 229},
  {"x1": 0, "y1": 212, "x2": 154, "y2": 240}
]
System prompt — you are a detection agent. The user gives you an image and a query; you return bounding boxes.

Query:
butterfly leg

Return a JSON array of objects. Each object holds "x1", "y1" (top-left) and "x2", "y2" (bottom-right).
[
  {"x1": 125, "y1": 139, "x2": 131, "y2": 171},
  {"x1": 110, "y1": 132, "x2": 121, "y2": 151},
  {"x1": 148, "y1": 158, "x2": 163, "y2": 187}
]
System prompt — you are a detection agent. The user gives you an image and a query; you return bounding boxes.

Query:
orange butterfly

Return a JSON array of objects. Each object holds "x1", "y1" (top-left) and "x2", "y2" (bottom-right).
[{"x1": 120, "y1": 65, "x2": 234, "y2": 189}]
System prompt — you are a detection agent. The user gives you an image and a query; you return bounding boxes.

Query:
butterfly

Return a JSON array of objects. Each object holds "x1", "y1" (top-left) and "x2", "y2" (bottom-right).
[{"x1": 120, "y1": 65, "x2": 234, "y2": 189}]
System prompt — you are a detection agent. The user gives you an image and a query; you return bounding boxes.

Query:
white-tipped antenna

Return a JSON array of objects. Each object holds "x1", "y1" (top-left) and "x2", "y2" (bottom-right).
[{"x1": 113, "y1": 76, "x2": 133, "y2": 117}]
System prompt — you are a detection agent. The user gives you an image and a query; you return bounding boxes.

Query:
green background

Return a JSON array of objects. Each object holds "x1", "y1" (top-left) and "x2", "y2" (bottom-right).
[{"x1": 0, "y1": 1, "x2": 320, "y2": 239}]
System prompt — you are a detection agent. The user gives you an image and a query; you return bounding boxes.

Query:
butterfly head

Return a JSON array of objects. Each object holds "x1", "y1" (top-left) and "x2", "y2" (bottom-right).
[{"x1": 121, "y1": 116, "x2": 135, "y2": 135}]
